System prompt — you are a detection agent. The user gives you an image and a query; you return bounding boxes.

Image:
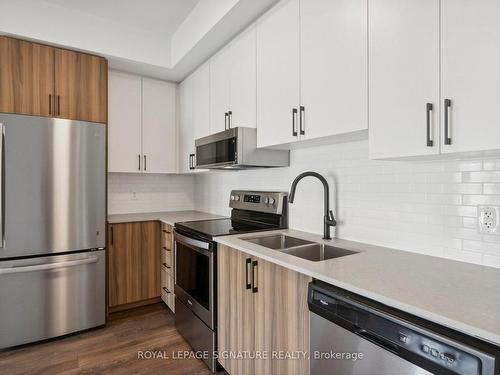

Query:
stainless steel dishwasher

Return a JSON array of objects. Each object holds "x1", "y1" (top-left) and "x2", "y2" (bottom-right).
[{"x1": 308, "y1": 281, "x2": 499, "y2": 375}]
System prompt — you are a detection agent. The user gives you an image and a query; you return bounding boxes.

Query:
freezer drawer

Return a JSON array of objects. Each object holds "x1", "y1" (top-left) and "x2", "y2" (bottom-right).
[{"x1": 0, "y1": 250, "x2": 105, "y2": 349}]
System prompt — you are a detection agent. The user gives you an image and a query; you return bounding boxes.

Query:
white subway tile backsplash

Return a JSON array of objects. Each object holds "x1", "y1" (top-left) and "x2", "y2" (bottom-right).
[
  {"x1": 462, "y1": 195, "x2": 500, "y2": 205},
  {"x1": 463, "y1": 171, "x2": 500, "y2": 183},
  {"x1": 108, "y1": 173, "x2": 195, "y2": 214},
  {"x1": 194, "y1": 140, "x2": 500, "y2": 268},
  {"x1": 483, "y1": 184, "x2": 500, "y2": 195}
]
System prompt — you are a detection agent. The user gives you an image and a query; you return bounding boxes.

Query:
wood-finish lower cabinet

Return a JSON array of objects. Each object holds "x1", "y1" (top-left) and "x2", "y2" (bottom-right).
[
  {"x1": 218, "y1": 245, "x2": 256, "y2": 375},
  {"x1": 0, "y1": 36, "x2": 54, "y2": 117},
  {"x1": 108, "y1": 221, "x2": 160, "y2": 310},
  {"x1": 218, "y1": 245, "x2": 311, "y2": 375},
  {"x1": 55, "y1": 48, "x2": 107, "y2": 123}
]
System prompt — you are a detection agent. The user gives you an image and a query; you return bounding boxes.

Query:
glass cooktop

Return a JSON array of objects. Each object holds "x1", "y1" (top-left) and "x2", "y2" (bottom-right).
[{"x1": 175, "y1": 218, "x2": 277, "y2": 241}]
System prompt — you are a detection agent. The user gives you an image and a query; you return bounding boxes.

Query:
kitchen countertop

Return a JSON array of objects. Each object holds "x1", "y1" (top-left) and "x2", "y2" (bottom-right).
[
  {"x1": 216, "y1": 229, "x2": 500, "y2": 346},
  {"x1": 107, "y1": 210, "x2": 225, "y2": 226}
]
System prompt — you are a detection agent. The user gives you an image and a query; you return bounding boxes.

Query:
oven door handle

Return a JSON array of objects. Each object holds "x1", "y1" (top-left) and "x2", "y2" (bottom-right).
[{"x1": 174, "y1": 231, "x2": 212, "y2": 256}]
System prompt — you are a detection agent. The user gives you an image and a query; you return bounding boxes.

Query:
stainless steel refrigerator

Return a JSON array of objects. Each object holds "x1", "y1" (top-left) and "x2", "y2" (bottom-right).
[{"x1": 0, "y1": 113, "x2": 106, "y2": 349}]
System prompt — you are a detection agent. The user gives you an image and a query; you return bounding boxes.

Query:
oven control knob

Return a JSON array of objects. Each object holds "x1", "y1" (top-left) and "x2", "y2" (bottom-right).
[
  {"x1": 230, "y1": 195, "x2": 235, "y2": 201},
  {"x1": 234, "y1": 194, "x2": 240, "y2": 201},
  {"x1": 267, "y1": 197, "x2": 275, "y2": 205},
  {"x1": 264, "y1": 197, "x2": 269, "y2": 204}
]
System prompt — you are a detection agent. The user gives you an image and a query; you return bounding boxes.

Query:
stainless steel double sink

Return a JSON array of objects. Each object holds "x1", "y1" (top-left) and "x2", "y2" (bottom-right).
[{"x1": 242, "y1": 234, "x2": 358, "y2": 262}]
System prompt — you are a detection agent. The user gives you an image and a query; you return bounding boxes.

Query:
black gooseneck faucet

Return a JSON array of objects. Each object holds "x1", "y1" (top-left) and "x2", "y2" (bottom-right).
[{"x1": 289, "y1": 171, "x2": 337, "y2": 240}]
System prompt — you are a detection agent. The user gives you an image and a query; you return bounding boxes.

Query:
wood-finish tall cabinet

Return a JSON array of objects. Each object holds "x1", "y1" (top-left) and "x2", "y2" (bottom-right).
[
  {"x1": 218, "y1": 245, "x2": 311, "y2": 375},
  {"x1": 0, "y1": 36, "x2": 107, "y2": 123},
  {"x1": 108, "y1": 221, "x2": 161, "y2": 310}
]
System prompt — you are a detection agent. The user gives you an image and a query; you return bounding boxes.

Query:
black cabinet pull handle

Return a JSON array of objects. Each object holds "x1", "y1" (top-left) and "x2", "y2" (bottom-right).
[
  {"x1": 49, "y1": 94, "x2": 52, "y2": 115},
  {"x1": 299, "y1": 106, "x2": 305, "y2": 135},
  {"x1": 189, "y1": 154, "x2": 195, "y2": 170},
  {"x1": 228, "y1": 111, "x2": 232, "y2": 129},
  {"x1": 245, "y1": 258, "x2": 252, "y2": 290},
  {"x1": 162, "y1": 246, "x2": 171, "y2": 252},
  {"x1": 444, "y1": 99, "x2": 452, "y2": 145},
  {"x1": 162, "y1": 263, "x2": 171, "y2": 269},
  {"x1": 426, "y1": 103, "x2": 433, "y2": 147},
  {"x1": 292, "y1": 108, "x2": 298, "y2": 136},
  {"x1": 144, "y1": 155, "x2": 147, "y2": 171},
  {"x1": 57, "y1": 95, "x2": 60, "y2": 116},
  {"x1": 138, "y1": 154, "x2": 141, "y2": 170},
  {"x1": 224, "y1": 112, "x2": 228, "y2": 130},
  {"x1": 162, "y1": 287, "x2": 171, "y2": 294},
  {"x1": 251, "y1": 260, "x2": 258, "y2": 293},
  {"x1": 110, "y1": 226, "x2": 114, "y2": 246}
]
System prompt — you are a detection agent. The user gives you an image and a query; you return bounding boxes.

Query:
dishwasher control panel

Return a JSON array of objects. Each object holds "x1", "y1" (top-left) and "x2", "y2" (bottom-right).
[{"x1": 308, "y1": 282, "x2": 497, "y2": 375}]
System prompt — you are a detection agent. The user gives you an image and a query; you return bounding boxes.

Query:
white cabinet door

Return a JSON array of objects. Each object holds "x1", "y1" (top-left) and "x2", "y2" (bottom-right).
[
  {"x1": 229, "y1": 26, "x2": 257, "y2": 129},
  {"x1": 210, "y1": 49, "x2": 231, "y2": 134},
  {"x1": 178, "y1": 78, "x2": 195, "y2": 173},
  {"x1": 256, "y1": 0, "x2": 300, "y2": 148},
  {"x1": 441, "y1": 0, "x2": 500, "y2": 153},
  {"x1": 192, "y1": 64, "x2": 211, "y2": 141},
  {"x1": 368, "y1": 0, "x2": 440, "y2": 159},
  {"x1": 300, "y1": 0, "x2": 367, "y2": 140},
  {"x1": 142, "y1": 78, "x2": 177, "y2": 174},
  {"x1": 108, "y1": 71, "x2": 142, "y2": 173}
]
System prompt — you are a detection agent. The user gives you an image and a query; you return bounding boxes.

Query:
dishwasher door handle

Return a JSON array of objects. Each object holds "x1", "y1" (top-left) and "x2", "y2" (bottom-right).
[{"x1": 354, "y1": 329, "x2": 399, "y2": 355}]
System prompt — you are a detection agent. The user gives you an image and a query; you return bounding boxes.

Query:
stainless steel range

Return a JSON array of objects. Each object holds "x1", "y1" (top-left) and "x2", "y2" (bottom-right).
[{"x1": 173, "y1": 190, "x2": 288, "y2": 372}]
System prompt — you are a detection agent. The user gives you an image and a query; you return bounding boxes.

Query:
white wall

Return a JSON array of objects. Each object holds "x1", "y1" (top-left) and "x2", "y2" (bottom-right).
[
  {"x1": 108, "y1": 173, "x2": 195, "y2": 214},
  {"x1": 0, "y1": 0, "x2": 170, "y2": 67},
  {"x1": 194, "y1": 139, "x2": 500, "y2": 269}
]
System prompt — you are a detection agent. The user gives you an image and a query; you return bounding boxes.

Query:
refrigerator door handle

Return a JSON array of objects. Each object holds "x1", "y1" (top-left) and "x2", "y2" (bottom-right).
[
  {"x1": 0, "y1": 123, "x2": 4, "y2": 248},
  {"x1": 0, "y1": 255, "x2": 99, "y2": 275}
]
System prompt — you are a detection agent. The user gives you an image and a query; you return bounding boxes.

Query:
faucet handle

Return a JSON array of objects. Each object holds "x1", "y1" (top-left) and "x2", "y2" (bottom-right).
[{"x1": 328, "y1": 210, "x2": 337, "y2": 226}]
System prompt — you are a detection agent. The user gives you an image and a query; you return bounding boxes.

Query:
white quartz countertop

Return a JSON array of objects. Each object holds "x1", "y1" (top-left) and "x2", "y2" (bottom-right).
[
  {"x1": 216, "y1": 229, "x2": 500, "y2": 346},
  {"x1": 107, "y1": 210, "x2": 225, "y2": 226}
]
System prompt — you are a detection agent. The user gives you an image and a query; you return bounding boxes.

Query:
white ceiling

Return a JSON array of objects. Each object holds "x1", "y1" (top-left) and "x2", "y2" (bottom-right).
[
  {"x1": 1, "y1": 0, "x2": 278, "y2": 81},
  {"x1": 41, "y1": 0, "x2": 200, "y2": 37}
]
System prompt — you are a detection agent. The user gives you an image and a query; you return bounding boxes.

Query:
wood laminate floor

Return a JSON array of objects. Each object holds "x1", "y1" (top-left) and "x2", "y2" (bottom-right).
[{"x1": 0, "y1": 303, "x2": 213, "y2": 375}]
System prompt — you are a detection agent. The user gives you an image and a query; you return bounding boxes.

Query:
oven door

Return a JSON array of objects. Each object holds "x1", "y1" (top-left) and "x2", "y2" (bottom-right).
[
  {"x1": 174, "y1": 230, "x2": 215, "y2": 329},
  {"x1": 195, "y1": 128, "x2": 237, "y2": 168}
]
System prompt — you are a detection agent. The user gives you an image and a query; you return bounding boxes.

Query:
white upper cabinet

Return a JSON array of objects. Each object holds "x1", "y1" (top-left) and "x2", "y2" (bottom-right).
[
  {"x1": 178, "y1": 78, "x2": 195, "y2": 173},
  {"x1": 440, "y1": 0, "x2": 500, "y2": 154},
  {"x1": 256, "y1": 0, "x2": 300, "y2": 148},
  {"x1": 192, "y1": 63, "x2": 211, "y2": 141},
  {"x1": 209, "y1": 26, "x2": 257, "y2": 133},
  {"x1": 142, "y1": 78, "x2": 177, "y2": 173},
  {"x1": 108, "y1": 71, "x2": 177, "y2": 173},
  {"x1": 210, "y1": 49, "x2": 231, "y2": 134},
  {"x1": 108, "y1": 71, "x2": 142, "y2": 173},
  {"x1": 369, "y1": 0, "x2": 440, "y2": 159},
  {"x1": 229, "y1": 26, "x2": 256, "y2": 129},
  {"x1": 177, "y1": 64, "x2": 209, "y2": 173},
  {"x1": 257, "y1": 0, "x2": 367, "y2": 148},
  {"x1": 300, "y1": 0, "x2": 368, "y2": 141}
]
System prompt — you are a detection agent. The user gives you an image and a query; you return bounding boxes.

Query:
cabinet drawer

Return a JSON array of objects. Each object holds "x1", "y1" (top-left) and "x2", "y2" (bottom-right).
[
  {"x1": 161, "y1": 271, "x2": 175, "y2": 312},
  {"x1": 161, "y1": 226, "x2": 172, "y2": 250},
  {"x1": 161, "y1": 256, "x2": 173, "y2": 276}
]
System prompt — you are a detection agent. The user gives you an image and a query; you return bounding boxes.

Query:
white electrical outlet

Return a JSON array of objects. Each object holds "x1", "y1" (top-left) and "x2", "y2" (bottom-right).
[
  {"x1": 478, "y1": 206, "x2": 500, "y2": 234},
  {"x1": 131, "y1": 192, "x2": 138, "y2": 200}
]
